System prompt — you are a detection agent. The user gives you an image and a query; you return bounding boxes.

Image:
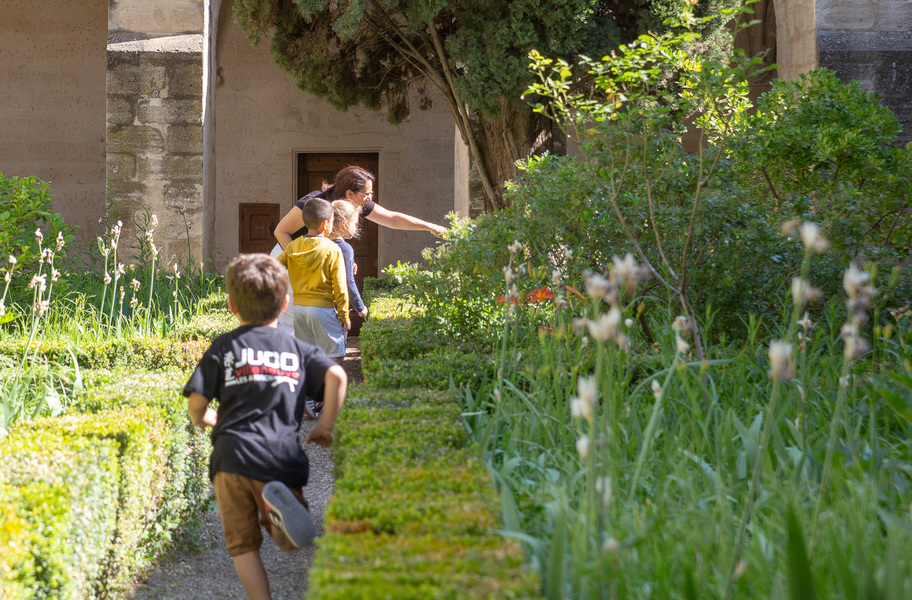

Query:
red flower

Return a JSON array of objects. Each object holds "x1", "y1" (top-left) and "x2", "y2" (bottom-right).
[
  {"x1": 525, "y1": 286, "x2": 555, "y2": 303},
  {"x1": 496, "y1": 294, "x2": 522, "y2": 306}
]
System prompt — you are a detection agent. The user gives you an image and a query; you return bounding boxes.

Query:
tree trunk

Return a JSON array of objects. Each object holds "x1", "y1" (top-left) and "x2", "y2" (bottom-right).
[{"x1": 472, "y1": 98, "x2": 552, "y2": 212}]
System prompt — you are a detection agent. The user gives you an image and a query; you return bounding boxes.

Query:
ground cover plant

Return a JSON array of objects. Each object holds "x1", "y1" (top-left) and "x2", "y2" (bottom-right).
[{"x1": 380, "y1": 7, "x2": 912, "y2": 598}]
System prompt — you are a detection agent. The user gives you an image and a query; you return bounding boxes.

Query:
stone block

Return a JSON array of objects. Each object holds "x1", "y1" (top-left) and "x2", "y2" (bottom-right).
[
  {"x1": 817, "y1": 1, "x2": 875, "y2": 29},
  {"x1": 137, "y1": 98, "x2": 202, "y2": 125},
  {"x1": 163, "y1": 181, "x2": 203, "y2": 207},
  {"x1": 161, "y1": 155, "x2": 203, "y2": 180},
  {"x1": 167, "y1": 58, "x2": 204, "y2": 97},
  {"x1": 137, "y1": 154, "x2": 164, "y2": 180},
  {"x1": 108, "y1": 180, "x2": 147, "y2": 209},
  {"x1": 107, "y1": 96, "x2": 135, "y2": 126},
  {"x1": 107, "y1": 53, "x2": 165, "y2": 96},
  {"x1": 107, "y1": 125, "x2": 165, "y2": 154},
  {"x1": 817, "y1": 0, "x2": 912, "y2": 31},
  {"x1": 107, "y1": 153, "x2": 137, "y2": 181},
  {"x1": 166, "y1": 125, "x2": 203, "y2": 153}
]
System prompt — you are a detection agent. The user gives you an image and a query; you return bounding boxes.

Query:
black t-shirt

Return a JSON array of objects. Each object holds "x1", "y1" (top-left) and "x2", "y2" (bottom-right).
[
  {"x1": 291, "y1": 189, "x2": 376, "y2": 240},
  {"x1": 183, "y1": 325, "x2": 336, "y2": 487}
]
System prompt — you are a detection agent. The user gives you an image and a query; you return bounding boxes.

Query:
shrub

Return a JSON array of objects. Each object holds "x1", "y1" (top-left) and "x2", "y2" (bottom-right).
[
  {"x1": 362, "y1": 349, "x2": 495, "y2": 391},
  {"x1": 310, "y1": 402, "x2": 538, "y2": 599},
  {"x1": 0, "y1": 173, "x2": 77, "y2": 279},
  {"x1": 0, "y1": 371, "x2": 210, "y2": 597},
  {"x1": 0, "y1": 337, "x2": 208, "y2": 371},
  {"x1": 0, "y1": 430, "x2": 120, "y2": 598}
]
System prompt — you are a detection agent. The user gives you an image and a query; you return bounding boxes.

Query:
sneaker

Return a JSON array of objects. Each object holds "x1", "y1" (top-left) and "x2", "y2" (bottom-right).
[
  {"x1": 262, "y1": 481, "x2": 315, "y2": 548},
  {"x1": 303, "y1": 398, "x2": 318, "y2": 420},
  {"x1": 312, "y1": 400, "x2": 324, "y2": 417}
]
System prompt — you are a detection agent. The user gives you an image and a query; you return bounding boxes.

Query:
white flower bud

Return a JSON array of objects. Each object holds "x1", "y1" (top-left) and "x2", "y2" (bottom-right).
[
  {"x1": 768, "y1": 340, "x2": 794, "y2": 381},
  {"x1": 651, "y1": 379, "x2": 662, "y2": 399},
  {"x1": 576, "y1": 435, "x2": 590, "y2": 459}
]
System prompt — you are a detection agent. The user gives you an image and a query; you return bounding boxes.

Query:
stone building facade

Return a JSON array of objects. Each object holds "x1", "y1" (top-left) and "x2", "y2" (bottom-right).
[{"x1": 0, "y1": 0, "x2": 909, "y2": 270}]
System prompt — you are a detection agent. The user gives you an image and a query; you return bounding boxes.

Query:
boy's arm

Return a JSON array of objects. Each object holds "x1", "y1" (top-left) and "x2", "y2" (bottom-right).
[
  {"x1": 188, "y1": 392, "x2": 217, "y2": 430},
  {"x1": 305, "y1": 365, "x2": 347, "y2": 447}
]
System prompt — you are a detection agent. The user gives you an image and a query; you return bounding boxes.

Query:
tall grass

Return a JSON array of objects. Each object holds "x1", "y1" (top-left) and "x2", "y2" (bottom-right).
[
  {"x1": 0, "y1": 217, "x2": 223, "y2": 433},
  {"x1": 462, "y1": 230, "x2": 912, "y2": 598}
]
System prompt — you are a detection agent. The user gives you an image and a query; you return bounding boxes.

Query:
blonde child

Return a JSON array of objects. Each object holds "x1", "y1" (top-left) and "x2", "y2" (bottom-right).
[{"x1": 329, "y1": 200, "x2": 368, "y2": 321}]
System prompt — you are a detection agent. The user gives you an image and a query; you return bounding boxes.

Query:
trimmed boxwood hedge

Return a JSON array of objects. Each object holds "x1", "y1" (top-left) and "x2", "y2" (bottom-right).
[
  {"x1": 307, "y1": 292, "x2": 539, "y2": 599},
  {"x1": 0, "y1": 337, "x2": 209, "y2": 371},
  {"x1": 0, "y1": 368, "x2": 210, "y2": 597},
  {"x1": 0, "y1": 430, "x2": 120, "y2": 599}
]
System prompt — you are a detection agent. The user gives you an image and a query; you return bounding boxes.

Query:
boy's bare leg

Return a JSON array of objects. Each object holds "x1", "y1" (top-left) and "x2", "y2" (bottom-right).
[{"x1": 234, "y1": 550, "x2": 271, "y2": 600}]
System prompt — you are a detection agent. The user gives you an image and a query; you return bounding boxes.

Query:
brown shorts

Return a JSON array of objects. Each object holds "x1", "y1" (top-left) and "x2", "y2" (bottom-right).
[{"x1": 213, "y1": 472, "x2": 307, "y2": 556}]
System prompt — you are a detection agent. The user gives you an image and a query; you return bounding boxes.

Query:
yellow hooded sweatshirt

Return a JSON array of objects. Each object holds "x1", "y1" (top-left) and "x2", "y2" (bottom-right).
[{"x1": 277, "y1": 236, "x2": 350, "y2": 325}]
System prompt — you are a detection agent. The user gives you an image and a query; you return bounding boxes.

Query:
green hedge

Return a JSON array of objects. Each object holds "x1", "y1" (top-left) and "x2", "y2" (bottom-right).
[
  {"x1": 0, "y1": 430, "x2": 120, "y2": 599},
  {"x1": 362, "y1": 350, "x2": 495, "y2": 391},
  {"x1": 0, "y1": 337, "x2": 208, "y2": 371},
  {"x1": 308, "y1": 293, "x2": 538, "y2": 599},
  {"x1": 0, "y1": 372, "x2": 210, "y2": 598}
]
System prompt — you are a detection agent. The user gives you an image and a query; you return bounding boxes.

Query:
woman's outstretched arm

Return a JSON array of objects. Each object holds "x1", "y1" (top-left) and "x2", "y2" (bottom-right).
[{"x1": 366, "y1": 204, "x2": 447, "y2": 237}]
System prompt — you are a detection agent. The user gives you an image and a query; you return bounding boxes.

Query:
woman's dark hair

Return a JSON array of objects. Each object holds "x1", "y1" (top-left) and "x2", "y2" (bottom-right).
[{"x1": 323, "y1": 165, "x2": 375, "y2": 199}]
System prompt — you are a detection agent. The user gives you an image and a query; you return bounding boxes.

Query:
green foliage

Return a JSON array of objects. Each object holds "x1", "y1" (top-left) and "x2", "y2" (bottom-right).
[
  {"x1": 0, "y1": 337, "x2": 208, "y2": 372},
  {"x1": 171, "y1": 308, "x2": 235, "y2": 341},
  {"x1": 0, "y1": 173, "x2": 77, "y2": 276},
  {"x1": 234, "y1": 0, "x2": 618, "y2": 120},
  {"x1": 363, "y1": 348, "x2": 495, "y2": 391},
  {"x1": 0, "y1": 431, "x2": 120, "y2": 599},
  {"x1": 726, "y1": 69, "x2": 912, "y2": 260},
  {"x1": 0, "y1": 372, "x2": 211, "y2": 598},
  {"x1": 309, "y1": 533, "x2": 536, "y2": 599},
  {"x1": 310, "y1": 400, "x2": 538, "y2": 599}
]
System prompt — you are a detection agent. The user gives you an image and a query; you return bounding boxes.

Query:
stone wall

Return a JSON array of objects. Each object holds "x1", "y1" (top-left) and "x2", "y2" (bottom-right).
[
  {"x1": 106, "y1": 37, "x2": 205, "y2": 265},
  {"x1": 0, "y1": 0, "x2": 107, "y2": 241},
  {"x1": 816, "y1": 0, "x2": 912, "y2": 144}
]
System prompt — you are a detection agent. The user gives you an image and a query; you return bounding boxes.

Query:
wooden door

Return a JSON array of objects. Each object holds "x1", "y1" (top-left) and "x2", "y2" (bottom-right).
[
  {"x1": 239, "y1": 203, "x2": 280, "y2": 253},
  {"x1": 297, "y1": 153, "x2": 379, "y2": 336}
]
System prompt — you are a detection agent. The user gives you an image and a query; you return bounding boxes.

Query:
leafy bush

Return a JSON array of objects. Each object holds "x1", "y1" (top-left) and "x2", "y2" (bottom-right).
[
  {"x1": 363, "y1": 349, "x2": 495, "y2": 391},
  {"x1": 0, "y1": 371, "x2": 210, "y2": 597},
  {"x1": 0, "y1": 430, "x2": 120, "y2": 599},
  {"x1": 0, "y1": 173, "x2": 77, "y2": 278},
  {"x1": 310, "y1": 402, "x2": 538, "y2": 599},
  {"x1": 0, "y1": 337, "x2": 208, "y2": 371}
]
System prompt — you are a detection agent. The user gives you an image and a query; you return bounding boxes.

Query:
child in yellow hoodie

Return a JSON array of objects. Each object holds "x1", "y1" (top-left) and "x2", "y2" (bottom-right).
[{"x1": 276, "y1": 198, "x2": 350, "y2": 364}]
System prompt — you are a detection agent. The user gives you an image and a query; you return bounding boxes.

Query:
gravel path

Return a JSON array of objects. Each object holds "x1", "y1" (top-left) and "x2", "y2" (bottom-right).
[{"x1": 127, "y1": 340, "x2": 364, "y2": 600}]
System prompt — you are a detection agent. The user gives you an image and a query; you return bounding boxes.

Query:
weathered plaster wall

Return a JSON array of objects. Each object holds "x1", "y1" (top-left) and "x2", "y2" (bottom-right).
[
  {"x1": 106, "y1": 37, "x2": 205, "y2": 264},
  {"x1": 213, "y1": 9, "x2": 458, "y2": 271},
  {"x1": 816, "y1": 0, "x2": 912, "y2": 144},
  {"x1": 0, "y1": 0, "x2": 107, "y2": 241},
  {"x1": 109, "y1": 0, "x2": 205, "y2": 39},
  {"x1": 772, "y1": 0, "x2": 818, "y2": 80}
]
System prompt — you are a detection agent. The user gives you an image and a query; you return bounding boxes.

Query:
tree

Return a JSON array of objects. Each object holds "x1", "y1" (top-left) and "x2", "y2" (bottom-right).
[{"x1": 234, "y1": 0, "x2": 738, "y2": 211}]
